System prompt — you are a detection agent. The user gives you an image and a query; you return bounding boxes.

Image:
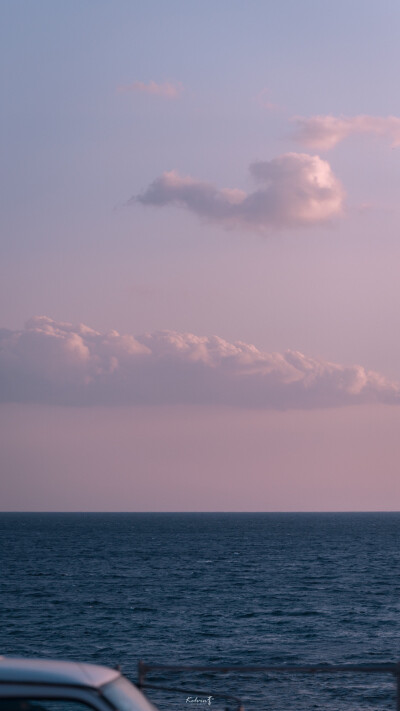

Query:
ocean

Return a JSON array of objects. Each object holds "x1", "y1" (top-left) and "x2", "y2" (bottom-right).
[{"x1": 1, "y1": 513, "x2": 400, "y2": 710}]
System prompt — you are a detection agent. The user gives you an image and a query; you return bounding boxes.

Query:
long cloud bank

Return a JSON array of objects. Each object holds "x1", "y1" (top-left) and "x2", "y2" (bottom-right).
[
  {"x1": 0, "y1": 317, "x2": 398, "y2": 409},
  {"x1": 130, "y1": 153, "x2": 344, "y2": 231},
  {"x1": 292, "y1": 115, "x2": 400, "y2": 150}
]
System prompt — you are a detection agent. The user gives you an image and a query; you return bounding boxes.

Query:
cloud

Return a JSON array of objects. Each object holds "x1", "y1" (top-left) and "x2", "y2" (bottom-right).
[
  {"x1": 292, "y1": 115, "x2": 400, "y2": 150},
  {"x1": 0, "y1": 316, "x2": 398, "y2": 409},
  {"x1": 117, "y1": 80, "x2": 183, "y2": 99},
  {"x1": 255, "y1": 88, "x2": 280, "y2": 111},
  {"x1": 130, "y1": 153, "x2": 344, "y2": 231}
]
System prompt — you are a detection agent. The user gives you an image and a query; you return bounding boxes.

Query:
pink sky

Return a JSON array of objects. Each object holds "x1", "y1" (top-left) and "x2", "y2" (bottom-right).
[
  {"x1": 2, "y1": 2, "x2": 400, "y2": 510},
  {"x1": 1, "y1": 403, "x2": 399, "y2": 512}
]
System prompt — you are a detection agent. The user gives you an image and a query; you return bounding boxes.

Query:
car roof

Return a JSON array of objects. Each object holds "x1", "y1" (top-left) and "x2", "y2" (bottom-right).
[{"x1": 0, "y1": 657, "x2": 120, "y2": 688}]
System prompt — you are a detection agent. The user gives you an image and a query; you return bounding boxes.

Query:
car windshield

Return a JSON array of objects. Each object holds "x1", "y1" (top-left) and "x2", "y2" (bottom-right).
[{"x1": 101, "y1": 676, "x2": 156, "y2": 711}]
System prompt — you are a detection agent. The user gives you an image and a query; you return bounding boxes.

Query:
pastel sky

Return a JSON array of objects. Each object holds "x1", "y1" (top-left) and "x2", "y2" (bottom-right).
[{"x1": 2, "y1": 1, "x2": 400, "y2": 510}]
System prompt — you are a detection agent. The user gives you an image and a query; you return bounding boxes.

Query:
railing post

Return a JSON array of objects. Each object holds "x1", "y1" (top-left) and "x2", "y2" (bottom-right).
[
  {"x1": 138, "y1": 660, "x2": 146, "y2": 689},
  {"x1": 396, "y1": 662, "x2": 400, "y2": 711}
]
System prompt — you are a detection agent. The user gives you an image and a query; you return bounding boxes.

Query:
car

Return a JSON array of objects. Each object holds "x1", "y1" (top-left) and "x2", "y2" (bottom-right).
[{"x1": 0, "y1": 657, "x2": 158, "y2": 711}]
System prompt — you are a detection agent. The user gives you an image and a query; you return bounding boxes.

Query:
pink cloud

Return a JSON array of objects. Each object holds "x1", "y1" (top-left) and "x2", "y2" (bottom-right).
[
  {"x1": 292, "y1": 115, "x2": 400, "y2": 150},
  {"x1": 129, "y1": 153, "x2": 344, "y2": 231},
  {"x1": 117, "y1": 80, "x2": 183, "y2": 99},
  {"x1": 0, "y1": 316, "x2": 398, "y2": 409}
]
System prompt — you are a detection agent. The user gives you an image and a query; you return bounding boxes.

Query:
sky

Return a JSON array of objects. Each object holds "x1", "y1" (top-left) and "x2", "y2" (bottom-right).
[{"x1": 1, "y1": 1, "x2": 400, "y2": 510}]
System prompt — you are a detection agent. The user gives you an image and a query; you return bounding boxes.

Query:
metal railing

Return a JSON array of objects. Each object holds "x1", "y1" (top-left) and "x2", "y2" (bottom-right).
[{"x1": 137, "y1": 661, "x2": 400, "y2": 711}]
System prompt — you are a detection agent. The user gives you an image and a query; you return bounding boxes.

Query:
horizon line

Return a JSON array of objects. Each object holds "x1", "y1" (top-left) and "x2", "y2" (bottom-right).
[{"x1": 1, "y1": 510, "x2": 400, "y2": 515}]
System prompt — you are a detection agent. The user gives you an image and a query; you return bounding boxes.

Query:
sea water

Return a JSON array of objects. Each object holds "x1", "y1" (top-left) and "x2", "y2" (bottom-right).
[{"x1": 1, "y1": 513, "x2": 400, "y2": 710}]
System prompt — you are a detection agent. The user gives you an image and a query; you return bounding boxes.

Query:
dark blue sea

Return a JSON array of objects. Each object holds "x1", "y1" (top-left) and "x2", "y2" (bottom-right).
[{"x1": 1, "y1": 513, "x2": 400, "y2": 710}]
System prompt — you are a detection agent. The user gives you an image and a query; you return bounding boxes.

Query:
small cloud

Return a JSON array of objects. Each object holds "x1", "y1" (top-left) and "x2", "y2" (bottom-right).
[
  {"x1": 291, "y1": 114, "x2": 400, "y2": 151},
  {"x1": 255, "y1": 88, "x2": 280, "y2": 111},
  {"x1": 117, "y1": 80, "x2": 183, "y2": 99},
  {"x1": 129, "y1": 153, "x2": 344, "y2": 232},
  {"x1": 0, "y1": 317, "x2": 398, "y2": 409}
]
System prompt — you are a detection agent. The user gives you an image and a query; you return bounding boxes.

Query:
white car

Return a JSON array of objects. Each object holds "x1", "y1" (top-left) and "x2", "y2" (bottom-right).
[{"x1": 0, "y1": 658, "x2": 158, "y2": 711}]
